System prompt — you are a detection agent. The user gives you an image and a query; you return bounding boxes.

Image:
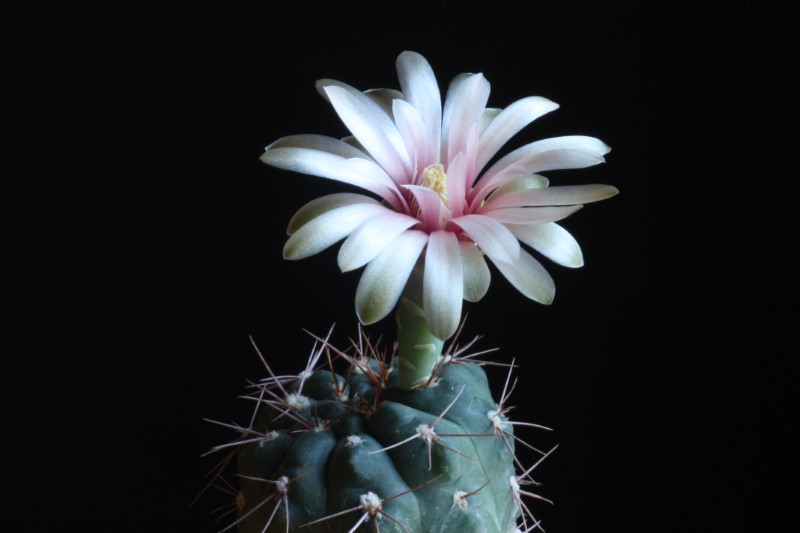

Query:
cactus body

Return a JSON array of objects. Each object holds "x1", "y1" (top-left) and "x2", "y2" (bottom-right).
[{"x1": 233, "y1": 352, "x2": 524, "y2": 533}]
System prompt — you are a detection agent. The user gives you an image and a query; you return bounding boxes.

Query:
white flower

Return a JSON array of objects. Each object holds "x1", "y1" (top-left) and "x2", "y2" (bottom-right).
[{"x1": 262, "y1": 51, "x2": 617, "y2": 340}]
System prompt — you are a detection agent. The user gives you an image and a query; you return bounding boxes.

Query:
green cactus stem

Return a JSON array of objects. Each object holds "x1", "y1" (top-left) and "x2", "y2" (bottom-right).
[
  {"x1": 395, "y1": 261, "x2": 445, "y2": 391},
  {"x1": 204, "y1": 331, "x2": 554, "y2": 533},
  {"x1": 396, "y1": 297, "x2": 444, "y2": 391}
]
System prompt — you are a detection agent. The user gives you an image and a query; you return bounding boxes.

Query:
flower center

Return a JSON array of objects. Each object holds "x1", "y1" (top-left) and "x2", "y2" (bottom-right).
[{"x1": 421, "y1": 163, "x2": 448, "y2": 205}]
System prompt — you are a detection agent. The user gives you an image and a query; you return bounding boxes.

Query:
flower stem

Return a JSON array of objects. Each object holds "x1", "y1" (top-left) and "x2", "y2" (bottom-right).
[{"x1": 396, "y1": 297, "x2": 444, "y2": 390}]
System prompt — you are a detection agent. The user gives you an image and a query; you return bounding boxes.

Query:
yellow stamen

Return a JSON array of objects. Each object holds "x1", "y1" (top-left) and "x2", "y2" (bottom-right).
[{"x1": 420, "y1": 163, "x2": 448, "y2": 205}]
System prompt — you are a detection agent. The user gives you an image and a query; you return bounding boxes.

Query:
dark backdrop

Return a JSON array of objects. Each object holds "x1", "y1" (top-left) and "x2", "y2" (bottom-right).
[{"x1": 4, "y1": 4, "x2": 776, "y2": 532}]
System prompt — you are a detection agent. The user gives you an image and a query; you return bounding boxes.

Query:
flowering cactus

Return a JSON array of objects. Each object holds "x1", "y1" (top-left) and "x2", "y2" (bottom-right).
[{"x1": 206, "y1": 51, "x2": 616, "y2": 532}]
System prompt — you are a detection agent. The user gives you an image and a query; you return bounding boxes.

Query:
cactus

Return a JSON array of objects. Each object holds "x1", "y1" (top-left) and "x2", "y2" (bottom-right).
[
  {"x1": 202, "y1": 50, "x2": 615, "y2": 532},
  {"x1": 208, "y1": 323, "x2": 550, "y2": 533}
]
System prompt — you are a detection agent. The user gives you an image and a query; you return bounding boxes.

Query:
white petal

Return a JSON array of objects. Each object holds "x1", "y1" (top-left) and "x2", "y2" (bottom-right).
[
  {"x1": 464, "y1": 122, "x2": 480, "y2": 184},
  {"x1": 450, "y1": 214, "x2": 520, "y2": 265},
  {"x1": 482, "y1": 184, "x2": 619, "y2": 210},
  {"x1": 481, "y1": 205, "x2": 583, "y2": 224},
  {"x1": 507, "y1": 222, "x2": 584, "y2": 268},
  {"x1": 488, "y1": 174, "x2": 550, "y2": 200},
  {"x1": 341, "y1": 136, "x2": 366, "y2": 152},
  {"x1": 476, "y1": 96, "x2": 560, "y2": 172},
  {"x1": 321, "y1": 83, "x2": 411, "y2": 179},
  {"x1": 283, "y1": 201, "x2": 386, "y2": 260},
  {"x1": 459, "y1": 241, "x2": 490, "y2": 302},
  {"x1": 442, "y1": 73, "x2": 491, "y2": 163},
  {"x1": 355, "y1": 230, "x2": 428, "y2": 325},
  {"x1": 287, "y1": 193, "x2": 379, "y2": 235},
  {"x1": 338, "y1": 211, "x2": 420, "y2": 272},
  {"x1": 444, "y1": 151, "x2": 468, "y2": 217},
  {"x1": 393, "y1": 99, "x2": 435, "y2": 174},
  {"x1": 364, "y1": 88, "x2": 405, "y2": 117},
  {"x1": 339, "y1": 157, "x2": 408, "y2": 210},
  {"x1": 396, "y1": 51, "x2": 442, "y2": 155},
  {"x1": 490, "y1": 247, "x2": 555, "y2": 304},
  {"x1": 471, "y1": 136, "x2": 611, "y2": 205},
  {"x1": 261, "y1": 145, "x2": 400, "y2": 203},
  {"x1": 423, "y1": 231, "x2": 463, "y2": 340},
  {"x1": 479, "y1": 108, "x2": 502, "y2": 136},
  {"x1": 265, "y1": 134, "x2": 368, "y2": 159}
]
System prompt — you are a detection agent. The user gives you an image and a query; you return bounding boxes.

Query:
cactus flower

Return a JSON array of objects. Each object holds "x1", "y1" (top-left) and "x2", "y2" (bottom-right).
[
  {"x1": 262, "y1": 50, "x2": 617, "y2": 342},
  {"x1": 203, "y1": 50, "x2": 619, "y2": 533}
]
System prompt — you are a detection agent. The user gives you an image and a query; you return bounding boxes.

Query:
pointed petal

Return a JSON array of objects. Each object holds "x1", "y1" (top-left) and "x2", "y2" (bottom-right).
[
  {"x1": 265, "y1": 134, "x2": 369, "y2": 158},
  {"x1": 364, "y1": 88, "x2": 404, "y2": 117},
  {"x1": 459, "y1": 241, "x2": 490, "y2": 302},
  {"x1": 482, "y1": 184, "x2": 619, "y2": 210},
  {"x1": 442, "y1": 73, "x2": 491, "y2": 163},
  {"x1": 445, "y1": 152, "x2": 468, "y2": 217},
  {"x1": 487, "y1": 174, "x2": 549, "y2": 200},
  {"x1": 320, "y1": 83, "x2": 411, "y2": 179},
  {"x1": 450, "y1": 214, "x2": 520, "y2": 264},
  {"x1": 355, "y1": 230, "x2": 428, "y2": 325},
  {"x1": 287, "y1": 193, "x2": 380, "y2": 235},
  {"x1": 481, "y1": 205, "x2": 583, "y2": 224},
  {"x1": 507, "y1": 222, "x2": 584, "y2": 268},
  {"x1": 261, "y1": 143, "x2": 400, "y2": 203},
  {"x1": 396, "y1": 51, "x2": 441, "y2": 155},
  {"x1": 393, "y1": 99, "x2": 435, "y2": 175},
  {"x1": 423, "y1": 231, "x2": 463, "y2": 340},
  {"x1": 471, "y1": 136, "x2": 611, "y2": 205},
  {"x1": 464, "y1": 122, "x2": 480, "y2": 185},
  {"x1": 476, "y1": 96, "x2": 560, "y2": 172},
  {"x1": 283, "y1": 202, "x2": 386, "y2": 260},
  {"x1": 338, "y1": 211, "x2": 420, "y2": 272},
  {"x1": 404, "y1": 184, "x2": 447, "y2": 233},
  {"x1": 317, "y1": 78, "x2": 403, "y2": 112},
  {"x1": 491, "y1": 247, "x2": 555, "y2": 304},
  {"x1": 339, "y1": 157, "x2": 408, "y2": 210}
]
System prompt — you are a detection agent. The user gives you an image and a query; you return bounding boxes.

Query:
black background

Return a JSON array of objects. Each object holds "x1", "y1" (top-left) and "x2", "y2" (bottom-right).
[{"x1": 4, "y1": 4, "x2": 780, "y2": 532}]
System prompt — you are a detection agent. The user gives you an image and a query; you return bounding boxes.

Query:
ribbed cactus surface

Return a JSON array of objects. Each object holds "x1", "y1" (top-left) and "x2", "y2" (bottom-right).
[{"x1": 214, "y1": 336, "x2": 547, "y2": 533}]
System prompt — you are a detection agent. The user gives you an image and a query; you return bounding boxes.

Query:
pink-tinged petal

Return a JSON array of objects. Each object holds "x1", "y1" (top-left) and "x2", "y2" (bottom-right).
[
  {"x1": 491, "y1": 247, "x2": 555, "y2": 304},
  {"x1": 482, "y1": 184, "x2": 619, "y2": 210},
  {"x1": 475, "y1": 96, "x2": 560, "y2": 173},
  {"x1": 470, "y1": 136, "x2": 611, "y2": 205},
  {"x1": 396, "y1": 51, "x2": 442, "y2": 155},
  {"x1": 445, "y1": 152, "x2": 468, "y2": 217},
  {"x1": 423, "y1": 231, "x2": 463, "y2": 340},
  {"x1": 320, "y1": 83, "x2": 411, "y2": 180},
  {"x1": 481, "y1": 205, "x2": 583, "y2": 224},
  {"x1": 339, "y1": 157, "x2": 407, "y2": 211},
  {"x1": 364, "y1": 88, "x2": 404, "y2": 118},
  {"x1": 393, "y1": 99, "x2": 435, "y2": 175},
  {"x1": 464, "y1": 122, "x2": 480, "y2": 185},
  {"x1": 459, "y1": 241, "x2": 490, "y2": 302},
  {"x1": 287, "y1": 193, "x2": 379, "y2": 235},
  {"x1": 449, "y1": 214, "x2": 520, "y2": 265},
  {"x1": 283, "y1": 201, "x2": 387, "y2": 260},
  {"x1": 261, "y1": 145, "x2": 400, "y2": 204},
  {"x1": 404, "y1": 184, "x2": 448, "y2": 233},
  {"x1": 507, "y1": 222, "x2": 584, "y2": 268},
  {"x1": 355, "y1": 230, "x2": 428, "y2": 325},
  {"x1": 441, "y1": 73, "x2": 491, "y2": 163},
  {"x1": 338, "y1": 211, "x2": 420, "y2": 272}
]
